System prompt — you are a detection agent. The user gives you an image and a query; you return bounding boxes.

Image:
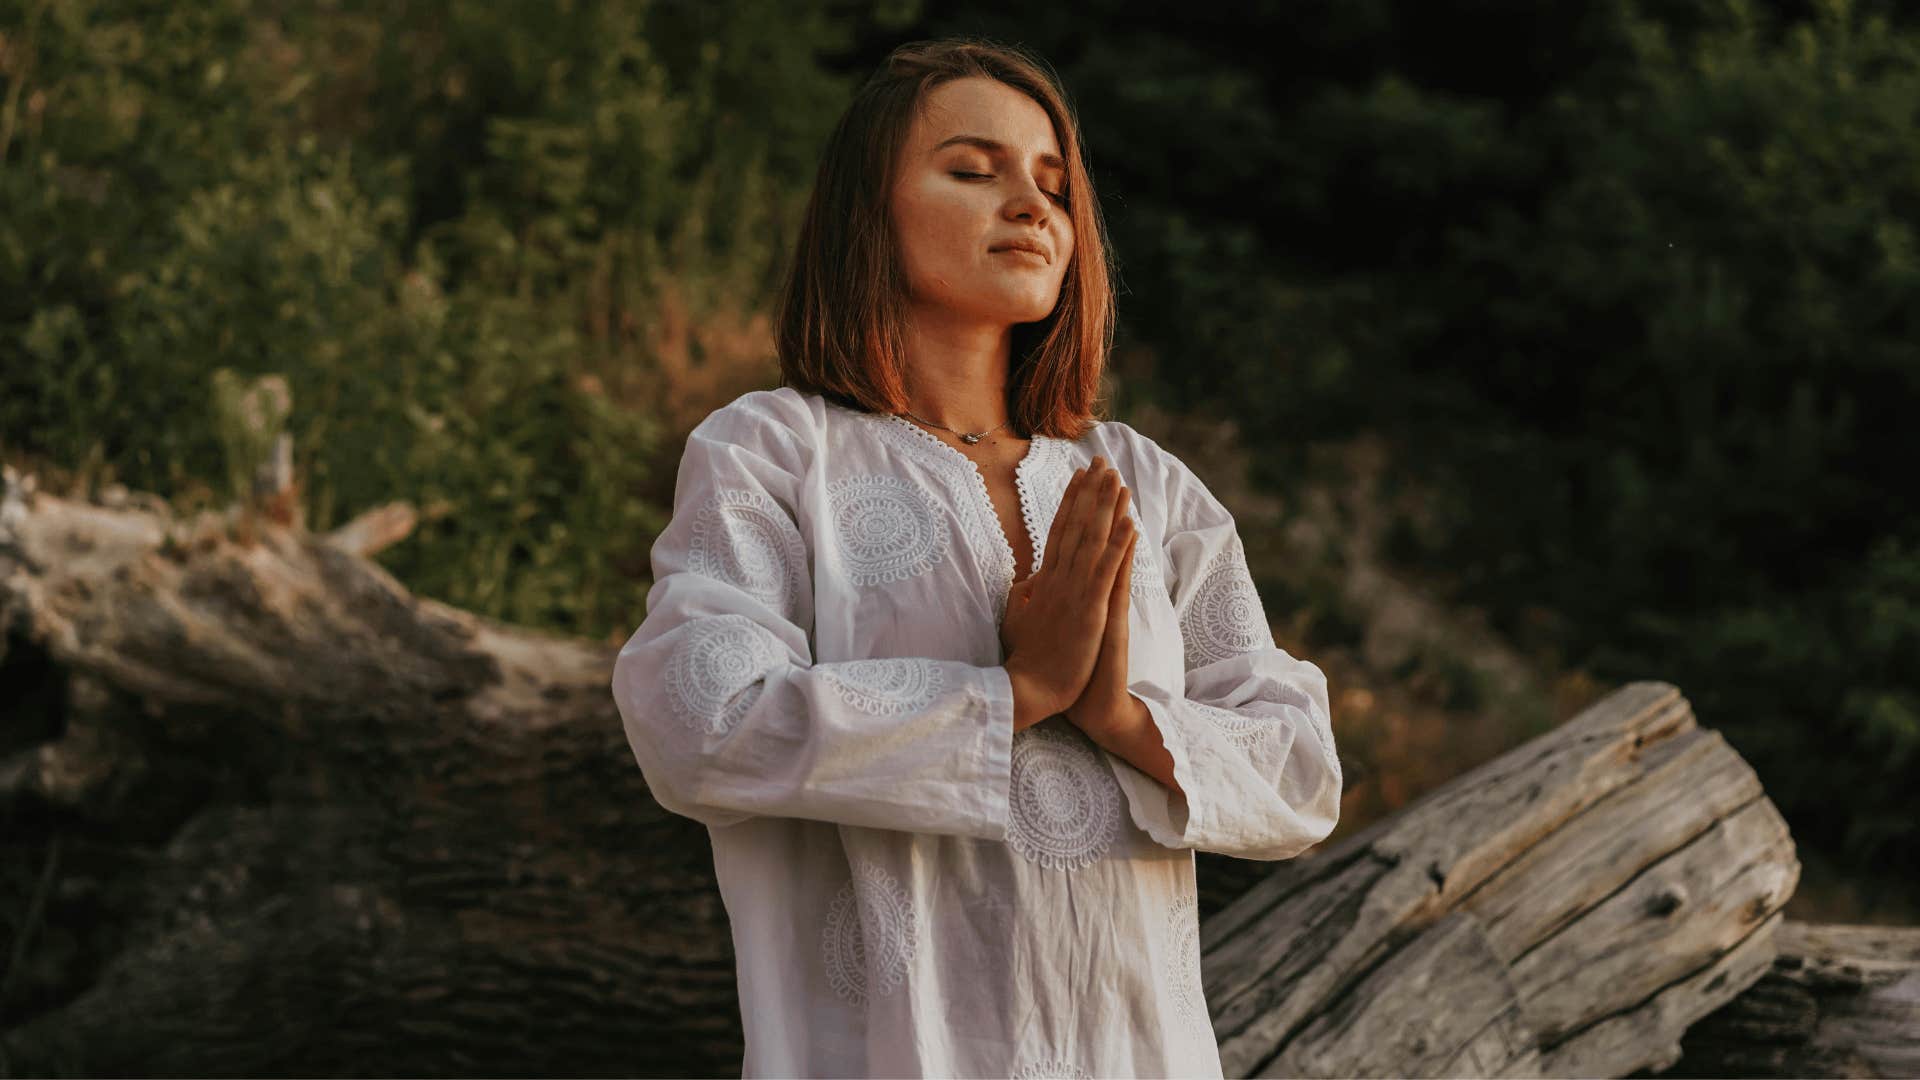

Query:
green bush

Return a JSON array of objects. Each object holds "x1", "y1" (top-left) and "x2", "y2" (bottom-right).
[
  {"x1": 6, "y1": 0, "x2": 1914, "y2": 879},
  {"x1": 0, "y1": 0, "x2": 871, "y2": 638},
  {"x1": 960, "y1": 0, "x2": 1920, "y2": 872}
]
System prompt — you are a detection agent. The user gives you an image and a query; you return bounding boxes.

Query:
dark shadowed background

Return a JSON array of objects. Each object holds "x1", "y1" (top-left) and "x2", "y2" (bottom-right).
[{"x1": 3, "y1": 0, "x2": 1916, "y2": 1051}]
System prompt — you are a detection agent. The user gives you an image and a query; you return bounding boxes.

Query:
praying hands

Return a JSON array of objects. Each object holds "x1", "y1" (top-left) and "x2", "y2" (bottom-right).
[{"x1": 1000, "y1": 456, "x2": 1183, "y2": 798}]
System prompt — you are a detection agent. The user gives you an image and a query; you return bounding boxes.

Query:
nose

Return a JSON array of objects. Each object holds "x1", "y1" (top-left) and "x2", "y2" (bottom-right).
[{"x1": 1003, "y1": 175, "x2": 1052, "y2": 225}]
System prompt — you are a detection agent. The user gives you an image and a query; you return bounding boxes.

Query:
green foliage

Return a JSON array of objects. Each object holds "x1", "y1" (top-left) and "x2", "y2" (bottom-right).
[
  {"x1": 4, "y1": 0, "x2": 1914, "y2": 880},
  {"x1": 0, "y1": 0, "x2": 872, "y2": 638},
  {"x1": 920, "y1": 0, "x2": 1919, "y2": 872},
  {"x1": 1665, "y1": 534, "x2": 1920, "y2": 862},
  {"x1": 209, "y1": 368, "x2": 291, "y2": 504},
  {"x1": 1407, "y1": 0, "x2": 1920, "y2": 867}
]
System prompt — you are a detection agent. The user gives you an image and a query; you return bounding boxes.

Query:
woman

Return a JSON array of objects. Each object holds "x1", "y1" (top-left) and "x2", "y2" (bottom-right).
[{"x1": 610, "y1": 36, "x2": 1342, "y2": 1079}]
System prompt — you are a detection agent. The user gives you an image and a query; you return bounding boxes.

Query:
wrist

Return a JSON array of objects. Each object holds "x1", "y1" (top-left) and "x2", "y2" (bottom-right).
[
  {"x1": 1071, "y1": 687, "x2": 1134, "y2": 745},
  {"x1": 1062, "y1": 688, "x2": 1100, "y2": 727},
  {"x1": 1005, "y1": 662, "x2": 1058, "y2": 732}
]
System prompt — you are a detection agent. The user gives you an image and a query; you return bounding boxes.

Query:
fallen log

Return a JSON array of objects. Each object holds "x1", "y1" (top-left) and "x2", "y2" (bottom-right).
[
  {"x1": 1641, "y1": 920, "x2": 1920, "y2": 1079},
  {"x1": 1199, "y1": 680, "x2": 1801, "y2": 1078},
  {"x1": 0, "y1": 469, "x2": 734, "y2": 1077},
  {"x1": 0, "y1": 469, "x2": 1828, "y2": 1077}
]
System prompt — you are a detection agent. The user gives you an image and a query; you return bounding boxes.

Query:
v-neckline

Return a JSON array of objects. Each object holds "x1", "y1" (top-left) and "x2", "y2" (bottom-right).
[{"x1": 875, "y1": 412, "x2": 1065, "y2": 616}]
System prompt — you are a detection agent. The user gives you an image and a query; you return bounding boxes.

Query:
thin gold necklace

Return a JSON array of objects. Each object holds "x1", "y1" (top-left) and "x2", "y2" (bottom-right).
[{"x1": 901, "y1": 410, "x2": 1008, "y2": 445}]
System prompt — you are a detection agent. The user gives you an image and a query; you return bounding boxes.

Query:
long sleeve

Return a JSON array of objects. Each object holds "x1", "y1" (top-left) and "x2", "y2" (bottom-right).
[
  {"x1": 610, "y1": 391, "x2": 1017, "y2": 836},
  {"x1": 1108, "y1": 445, "x2": 1343, "y2": 860}
]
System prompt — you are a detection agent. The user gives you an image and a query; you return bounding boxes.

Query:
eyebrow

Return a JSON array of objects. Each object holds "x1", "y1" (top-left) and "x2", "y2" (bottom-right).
[{"x1": 931, "y1": 134, "x2": 1066, "y2": 173}]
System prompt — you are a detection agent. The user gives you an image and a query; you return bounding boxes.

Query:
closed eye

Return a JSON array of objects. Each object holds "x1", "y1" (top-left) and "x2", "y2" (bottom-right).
[{"x1": 950, "y1": 171, "x2": 1071, "y2": 207}]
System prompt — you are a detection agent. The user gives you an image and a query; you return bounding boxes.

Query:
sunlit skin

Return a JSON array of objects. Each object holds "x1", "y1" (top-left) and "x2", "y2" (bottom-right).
[
  {"x1": 888, "y1": 75, "x2": 1075, "y2": 425},
  {"x1": 887, "y1": 77, "x2": 1182, "y2": 800}
]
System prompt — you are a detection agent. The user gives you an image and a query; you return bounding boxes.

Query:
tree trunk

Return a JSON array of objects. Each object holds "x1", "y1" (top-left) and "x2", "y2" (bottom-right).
[{"x1": 0, "y1": 470, "x2": 1849, "y2": 1078}]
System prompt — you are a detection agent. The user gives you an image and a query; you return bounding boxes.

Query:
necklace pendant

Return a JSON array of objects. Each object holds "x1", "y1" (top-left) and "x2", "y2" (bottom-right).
[{"x1": 960, "y1": 432, "x2": 984, "y2": 444}]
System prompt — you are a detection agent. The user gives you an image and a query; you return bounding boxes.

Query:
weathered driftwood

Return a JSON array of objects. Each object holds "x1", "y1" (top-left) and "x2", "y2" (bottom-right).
[
  {"x1": 1201, "y1": 680, "x2": 1802, "y2": 1078},
  {"x1": 0, "y1": 469, "x2": 1819, "y2": 1078},
  {"x1": 1642, "y1": 921, "x2": 1920, "y2": 1079},
  {"x1": 0, "y1": 471, "x2": 736, "y2": 1077}
]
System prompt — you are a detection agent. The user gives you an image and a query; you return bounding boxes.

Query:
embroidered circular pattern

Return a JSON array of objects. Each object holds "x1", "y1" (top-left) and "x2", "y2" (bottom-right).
[
  {"x1": 1012, "y1": 1059, "x2": 1092, "y2": 1080},
  {"x1": 828, "y1": 473, "x2": 949, "y2": 586},
  {"x1": 819, "y1": 657, "x2": 945, "y2": 716},
  {"x1": 687, "y1": 487, "x2": 807, "y2": 620},
  {"x1": 1007, "y1": 723, "x2": 1124, "y2": 871},
  {"x1": 1180, "y1": 539, "x2": 1272, "y2": 669},
  {"x1": 664, "y1": 615, "x2": 781, "y2": 736},
  {"x1": 1188, "y1": 699, "x2": 1278, "y2": 752},
  {"x1": 1166, "y1": 887, "x2": 1209, "y2": 1033},
  {"x1": 871, "y1": 413, "x2": 1016, "y2": 618},
  {"x1": 821, "y1": 859, "x2": 918, "y2": 1006}
]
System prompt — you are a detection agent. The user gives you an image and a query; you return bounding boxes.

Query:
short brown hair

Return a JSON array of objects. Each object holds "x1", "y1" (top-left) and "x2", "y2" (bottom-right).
[{"x1": 774, "y1": 37, "x2": 1116, "y2": 440}]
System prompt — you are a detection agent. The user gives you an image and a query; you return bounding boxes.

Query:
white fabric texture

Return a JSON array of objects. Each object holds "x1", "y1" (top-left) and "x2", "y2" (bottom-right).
[{"x1": 610, "y1": 386, "x2": 1342, "y2": 1078}]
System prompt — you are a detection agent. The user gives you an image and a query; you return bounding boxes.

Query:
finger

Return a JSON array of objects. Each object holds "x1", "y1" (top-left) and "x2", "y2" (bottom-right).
[
  {"x1": 1107, "y1": 482, "x2": 1131, "y2": 539},
  {"x1": 1065, "y1": 462, "x2": 1123, "y2": 583},
  {"x1": 1101, "y1": 532, "x2": 1135, "y2": 678},
  {"x1": 1109, "y1": 527, "x2": 1134, "y2": 614},
  {"x1": 1039, "y1": 463, "x2": 1091, "y2": 579},
  {"x1": 1089, "y1": 511, "x2": 1135, "y2": 596},
  {"x1": 1051, "y1": 456, "x2": 1106, "y2": 580},
  {"x1": 1105, "y1": 486, "x2": 1128, "y2": 599},
  {"x1": 1101, "y1": 489, "x2": 1133, "y2": 617}
]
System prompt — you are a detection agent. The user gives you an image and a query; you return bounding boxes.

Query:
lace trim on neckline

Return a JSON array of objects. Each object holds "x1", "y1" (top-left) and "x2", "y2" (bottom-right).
[
  {"x1": 859, "y1": 411, "x2": 1066, "y2": 622},
  {"x1": 1014, "y1": 439, "x2": 1069, "y2": 583}
]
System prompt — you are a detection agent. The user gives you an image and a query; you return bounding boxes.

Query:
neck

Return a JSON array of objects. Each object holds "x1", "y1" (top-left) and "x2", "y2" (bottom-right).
[{"x1": 900, "y1": 304, "x2": 1015, "y2": 432}]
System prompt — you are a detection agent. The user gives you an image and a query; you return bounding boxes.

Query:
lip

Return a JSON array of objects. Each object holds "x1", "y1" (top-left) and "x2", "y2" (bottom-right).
[{"x1": 990, "y1": 240, "x2": 1051, "y2": 263}]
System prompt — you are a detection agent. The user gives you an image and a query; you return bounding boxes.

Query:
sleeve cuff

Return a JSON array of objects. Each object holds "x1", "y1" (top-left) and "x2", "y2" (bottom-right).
[
  {"x1": 1105, "y1": 685, "x2": 1197, "y2": 849},
  {"x1": 974, "y1": 664, "x2": 1017, "y2": 840}
]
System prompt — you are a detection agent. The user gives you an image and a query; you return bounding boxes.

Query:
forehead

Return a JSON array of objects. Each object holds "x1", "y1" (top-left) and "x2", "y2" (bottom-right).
[{"x1": 909, "y1": 77, "x2": 1061, "y2": 159}]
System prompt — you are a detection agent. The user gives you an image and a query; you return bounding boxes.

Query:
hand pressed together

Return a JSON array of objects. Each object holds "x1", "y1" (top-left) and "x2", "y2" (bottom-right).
[
  {"x1": 1061, "y1": 513, "x2": 1137, "y2": 742},
  {"x1": 999, "y1": 456, "x2": 1137, "y2": 734}
]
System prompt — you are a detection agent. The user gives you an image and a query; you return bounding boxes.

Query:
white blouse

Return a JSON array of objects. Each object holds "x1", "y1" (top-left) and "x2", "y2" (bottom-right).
[{"x1": 611, "y1": 386, "x2": 1342, "y2": 1079}]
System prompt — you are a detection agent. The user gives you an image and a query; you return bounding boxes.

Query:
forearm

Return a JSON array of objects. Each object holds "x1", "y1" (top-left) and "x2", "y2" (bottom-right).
[{"x1": 1082, "y1": 691, "x2": 1184, "y2": 799}]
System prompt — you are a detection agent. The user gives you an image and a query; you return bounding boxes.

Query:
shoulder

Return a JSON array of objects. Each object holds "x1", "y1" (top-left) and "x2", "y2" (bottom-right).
[
  {"x1": 1084, "y1": 417, "x2": 1226, "y2": 528},
  {"x1": 1080, "y1": 417, "x2": 1195, "y2": 487},
  {"x1": 692, "y1": 386, "x2": 823, "y2": 463}
]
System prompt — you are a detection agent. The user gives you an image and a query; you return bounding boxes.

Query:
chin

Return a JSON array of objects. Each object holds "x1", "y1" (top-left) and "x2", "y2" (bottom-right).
[{"x1": 981, "y1": 290, "x2": 1063, "y2": 324}]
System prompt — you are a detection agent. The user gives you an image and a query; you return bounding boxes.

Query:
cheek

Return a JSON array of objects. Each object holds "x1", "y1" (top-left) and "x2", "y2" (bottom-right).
[
  {"x1": 894, "y1": 192, "x2": 983, "y2": 290},
  {"x1": 897, "y1": 184, "x2": 973, "y2": 251}
]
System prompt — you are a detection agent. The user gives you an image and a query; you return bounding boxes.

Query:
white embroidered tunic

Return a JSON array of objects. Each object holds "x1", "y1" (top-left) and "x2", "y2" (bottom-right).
[{"x1": 611, "y1": 386, "x2": 1342, "y2": 1078}]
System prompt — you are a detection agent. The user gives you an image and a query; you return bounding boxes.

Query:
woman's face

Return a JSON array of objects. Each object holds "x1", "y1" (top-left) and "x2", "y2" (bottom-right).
[{"x1": 889, "y1": 76, "x2": 1075, "y2": 327}]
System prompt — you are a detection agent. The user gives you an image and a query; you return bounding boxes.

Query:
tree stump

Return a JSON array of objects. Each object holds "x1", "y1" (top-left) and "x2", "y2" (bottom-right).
[{"x1": 0, "y1": 470, "x2": 1835, "y2": 1078}]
